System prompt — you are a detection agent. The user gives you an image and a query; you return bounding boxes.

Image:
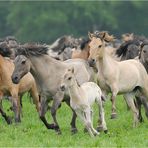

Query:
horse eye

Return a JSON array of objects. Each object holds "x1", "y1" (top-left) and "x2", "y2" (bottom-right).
[
  {"x1": 98, "y1": 45, "x2": 102, "y2": 48},
  {"x1": 68, "y1": 77, "x2": 72, "y2": 80},
  {"x1": 21, "y1": 60, "x2": 26, "y2": 64},
  {"x1": 143, "y1": 50, "x2": 146, "y2": 53}
]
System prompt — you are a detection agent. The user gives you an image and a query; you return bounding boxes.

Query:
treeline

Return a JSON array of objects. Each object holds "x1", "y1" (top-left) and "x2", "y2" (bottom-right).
[{"x1": 0, "y1": 1, "x2": 148, "y2": 43}]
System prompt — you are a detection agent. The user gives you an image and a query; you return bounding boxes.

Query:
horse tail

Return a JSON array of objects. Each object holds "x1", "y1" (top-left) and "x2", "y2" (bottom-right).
[{"x1": 101, "y1": 95, "x2": 106, "y2": 102}]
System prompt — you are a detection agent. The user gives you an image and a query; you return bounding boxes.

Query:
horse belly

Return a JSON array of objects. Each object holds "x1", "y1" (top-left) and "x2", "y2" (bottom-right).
[{"x1": 118, "y1": 80, "x2": 138, "y2": 93}]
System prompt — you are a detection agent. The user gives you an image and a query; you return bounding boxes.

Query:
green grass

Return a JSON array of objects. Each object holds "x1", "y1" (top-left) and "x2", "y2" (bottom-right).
[{"x1": 0, "y1": 94, "x2": 148, "y2": 147}]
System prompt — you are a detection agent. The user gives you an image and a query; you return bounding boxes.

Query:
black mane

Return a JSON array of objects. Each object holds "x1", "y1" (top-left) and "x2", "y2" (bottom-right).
[
  {"x1": 116, "y1": 40, "x2": 140, "y2": 57},
  {"x1": 16, "y1": 43, "x2": 49, "y2": 57},
  {"x1": 51, "y1": 36, "x2": 68, "y2": 52},
  {"x1": 0, "y1": 42, "x2": 12, "y2": 57},
  {"x1": 80, "y1": 38, "x2": 90, "y2": 50}
]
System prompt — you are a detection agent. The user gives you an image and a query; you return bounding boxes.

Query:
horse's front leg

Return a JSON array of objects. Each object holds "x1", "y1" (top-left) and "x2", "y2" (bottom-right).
[
  {"x1": 65, "y1": 99, "x2": 78, "y2": 134},
  {"x1": 110, "y1": 88, "x2": 118, "y2": 119},
  {"x1": 39, "y1": 95, "x2": 55, "y2": 130},
  {"x1": 50, "y1": 91, "x2": 64, "y2": 134}
]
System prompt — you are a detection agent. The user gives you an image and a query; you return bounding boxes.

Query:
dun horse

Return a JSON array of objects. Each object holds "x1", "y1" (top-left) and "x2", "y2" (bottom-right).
[
  {"x1": 88, "y1": 31, "x2": 148, "y2": 127},
  {"x1": 0, "y1": 44, "x2": 40, "y2": 123},
  {"x1": 11, "y1": 43, "x2": 94, "y2": 134},
  {"x1": 60, "y1": 67, "x2": 107, "y2": 137}
]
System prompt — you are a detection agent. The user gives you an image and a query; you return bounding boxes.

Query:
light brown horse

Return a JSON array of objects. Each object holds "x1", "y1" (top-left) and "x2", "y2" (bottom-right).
[
  {"x1": 88, "y1": 31, "x2": 148, "y2": 127},
  {"x1": 0, "y1": 54, "x2": 40, "y2": 123},
  {"x1": 71, "y1": 39, "x2": 90, "y2": 60}
]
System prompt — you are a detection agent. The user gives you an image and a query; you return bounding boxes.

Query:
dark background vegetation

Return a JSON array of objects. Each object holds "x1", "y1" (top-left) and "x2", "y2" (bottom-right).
[{"x1": 0, "y1": 1, "x2": 148, "y2": 43}]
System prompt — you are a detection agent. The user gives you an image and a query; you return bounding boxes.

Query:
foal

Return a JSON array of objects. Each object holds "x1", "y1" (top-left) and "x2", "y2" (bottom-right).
[{"x1": 60, "y1": 67, "x2": 107, "y2": 137}]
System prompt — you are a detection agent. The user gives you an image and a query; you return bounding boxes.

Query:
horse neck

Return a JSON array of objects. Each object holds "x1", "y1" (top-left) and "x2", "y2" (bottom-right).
[
  {"x1": 0, "y1": 55, "x2": 4, "y2": 67},
  {"x1": 0, "y1": 55, "x2": 8, "y2": 73},
  {"x1": 81, "y1": 47, "x2": 90, "y2": 59},
  {"x1": 96, "y1": 46, "x2": 116, "y2": 72},
  {"x1": 29, "y1": 55, "x2": 67, "y2": 85},
  {"x1": 68, "y1": 78, "x2": 81, "y2": 101}
]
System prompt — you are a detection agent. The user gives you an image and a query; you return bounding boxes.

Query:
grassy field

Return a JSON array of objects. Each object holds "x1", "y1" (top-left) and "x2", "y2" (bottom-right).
[{"x1": 0, "y1": 94, "x2": 148, "y2": 147}]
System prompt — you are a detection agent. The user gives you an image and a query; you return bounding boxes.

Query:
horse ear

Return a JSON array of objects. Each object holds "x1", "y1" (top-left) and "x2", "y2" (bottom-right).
[
  {"x1": 88, "y1": 32, "x2": 93, "y2": 40},
  {"x1": 103, "y1": 32, "x2": 115, "y2": 42}
]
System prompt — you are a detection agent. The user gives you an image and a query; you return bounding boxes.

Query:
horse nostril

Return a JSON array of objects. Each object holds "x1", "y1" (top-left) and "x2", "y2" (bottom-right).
[
  {"x1": 14, "y1": 76, "x2": 18, "y2": 81},
  {"x1": 12, "y1": 75, "x2": 19, "y2": 84},
  {"x1": 60, "y1": 85, "x2": 65, "y2": 91},
  {"x1": 88, "y1": 58, "x2": 95, "y2": 67}
]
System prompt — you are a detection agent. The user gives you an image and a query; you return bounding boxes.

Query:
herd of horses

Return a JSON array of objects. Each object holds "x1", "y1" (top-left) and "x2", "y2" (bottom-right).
[{"x1": 0, "y1": 31, "x2": 148, "y2": 137}]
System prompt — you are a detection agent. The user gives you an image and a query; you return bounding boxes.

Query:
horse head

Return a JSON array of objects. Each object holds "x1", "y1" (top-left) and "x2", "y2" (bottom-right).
[
  {"x1": 11, "y1": 55, "x2": 31, "y2": 84},
  {"x1": 88, "y1": 31, "x2": 115, "y2": 67}
]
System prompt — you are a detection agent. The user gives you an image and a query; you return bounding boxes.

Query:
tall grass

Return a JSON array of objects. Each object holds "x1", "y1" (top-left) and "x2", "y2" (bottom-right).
[{"x1": 0, "y1": 94, "x2": 147, "y2": 147}]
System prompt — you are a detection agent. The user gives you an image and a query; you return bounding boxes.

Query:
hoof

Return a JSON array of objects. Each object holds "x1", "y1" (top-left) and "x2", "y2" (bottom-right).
[
  {"x1": 6, "y1": 117, "x2": 12, "y2": 124},
  {"x1": 138, "y1": 116, "x2": 144, "y2": 123},
  {"x1": 111, "y1": 113, "x2": 117, "y2": 119},
  {"x1": 96, "y1": 126, "x2": 103, "y2": 132},
  {"x1": 83, "y1": 128, "x2": 88, "y2": 133},
  {"x1": 71, "y1": 128, "x2": 78, "y2": 135},
  {"x1": 15, "y1": 118, "x2": 21, "y2": 123},
  {"x1": 94, "y1": 133, "x2": 99, "y2": 137},
  {"x1": 56, "y1": 129, "x2": 62, "y2": 135},
  {"x1": 104, "y1": 130, "x2": 108, "y2": 134}
]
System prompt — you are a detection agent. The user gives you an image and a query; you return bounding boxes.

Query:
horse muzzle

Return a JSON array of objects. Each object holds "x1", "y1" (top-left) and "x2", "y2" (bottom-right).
[
  {"x1": 60, "y1": 85, "x2": 66, "y2": 91},
  {"x1": 88, "y1": 58, "x2": 96, "y2": 67},
  {"x1": 11, "y1": 75, "x2": 20, "y2": 84}
]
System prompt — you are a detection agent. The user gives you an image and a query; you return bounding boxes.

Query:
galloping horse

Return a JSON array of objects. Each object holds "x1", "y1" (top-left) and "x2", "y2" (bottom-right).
[
  {"x1": 11, "y1": 43, "x2": 94, "y2": 134},
  {"x1": 0, "y1": 44, "x2": 40, "y2": 123},
  {"x1": 88, "y1": 31, "x2": 148, "y2": 127},
  {"x1": 60, "y1": 67, "x2": 107, "y2": 137}
]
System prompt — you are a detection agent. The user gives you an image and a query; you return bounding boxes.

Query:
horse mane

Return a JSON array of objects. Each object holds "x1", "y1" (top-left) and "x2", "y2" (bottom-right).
[
  {"x1": 80, "y1": 38, "x2": 90, "y2": 50},
  {"x1": 5, "y1": 36, "x2": 17, "y2": 42},
  {"x1": 138, "y1": 39, "x2": 148, "y2": 59},
  {"x1": 0, "y1": 42, "x2": 12, "y2": 57},
  {"x1": 116, "y1": 39, "x2": 140, "y2": 57},
  {"x1": 16, "y1": 43, "x2": 49, "y2": 57},
  {"x1": 51, "y1": 36, "x2": 67, "y2": 52}
]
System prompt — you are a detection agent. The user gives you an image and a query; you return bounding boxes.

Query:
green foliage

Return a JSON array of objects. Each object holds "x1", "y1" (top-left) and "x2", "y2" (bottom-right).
[
  {"x1": 0, "y1": 1, "x2": 148, "y2": 43},
  {"x1": 0, "y1": 95, "x2": 148, "y2": 147}
]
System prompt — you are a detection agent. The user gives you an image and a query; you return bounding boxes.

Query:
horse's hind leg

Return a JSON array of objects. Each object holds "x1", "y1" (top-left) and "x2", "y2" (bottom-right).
[{"x1": 124, "y1": 93, "x2": 139, "y2": 127}]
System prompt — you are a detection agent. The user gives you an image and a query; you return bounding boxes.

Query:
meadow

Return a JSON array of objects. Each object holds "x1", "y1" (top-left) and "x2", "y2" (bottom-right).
[{"x1": 0, "y1": 94, "x2": 148, "y2": 147}]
